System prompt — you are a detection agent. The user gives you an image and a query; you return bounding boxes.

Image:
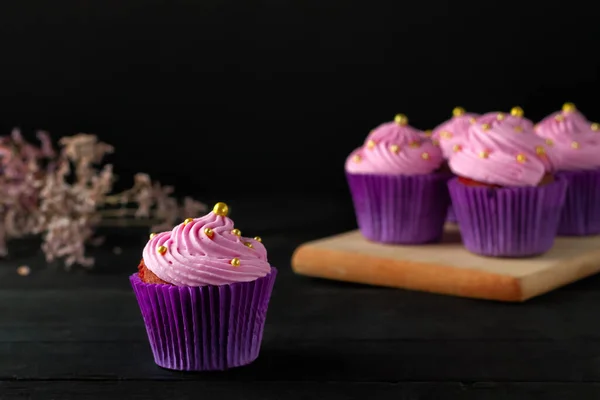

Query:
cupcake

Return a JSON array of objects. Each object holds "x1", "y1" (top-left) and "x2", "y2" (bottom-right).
[
  {"x1": 447, "y1": 108, "x2": 568, "y2": 257},
  {"x1": 534, "y1": 102, "x2": 600, "y2": 236},
  {"x1": 345, "y1": 113, "x2": 451, "y2": 244},
  {"x1": 431, "y1": 106, "x2": 480, "y2": 223},
  {"x1": 130, "y1": 202, "x2": 277, "y2": 371}
]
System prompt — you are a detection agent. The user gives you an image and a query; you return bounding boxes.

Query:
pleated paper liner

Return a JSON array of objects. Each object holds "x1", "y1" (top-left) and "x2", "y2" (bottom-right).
[
  {"x1": 446, "y1": 204, "x2": 458, "y2": 224},
  {"x1": 556, "y1": 168, "x2": 600, "y2": 236},
  {"x1": 448, "y1": 177, "x2": 567, "y2": 257},
  {"x1": 346, "y1": 172, "x2": 451, "y2": 244},
  {"x1": 130, "y1": 267, "x2": 277, "y2": 371}
]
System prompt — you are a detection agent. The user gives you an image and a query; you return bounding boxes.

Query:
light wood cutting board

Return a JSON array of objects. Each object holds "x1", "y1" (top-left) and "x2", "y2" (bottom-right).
[{"x1": 291, "y1": 224, "x2": 600, "y2": 302}]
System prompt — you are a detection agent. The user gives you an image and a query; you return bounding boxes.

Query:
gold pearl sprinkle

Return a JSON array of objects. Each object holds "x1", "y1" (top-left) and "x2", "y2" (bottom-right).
[
  {"x1": 424, "y1": 130, "x2": 433, "y2": 137},
  {"x1": 421, "y1": 152, "x2": 430, "y2": 160},
  {"x1": 481, "y1": 123, "x2": 491, "y2": 131},
  {"x1": 352, "y1": 154, "x2": 361, "y2": 163},
  {"x1": 535, "y1": 146, "x2": 546, "y2": 155},
  {"x1": 213, "y1": 202, "x2": 229, "y2": 217},
  {"x1": 157, "y1": 245, "x2": 167, "y2": 255},
  {"x1": 244, "y1": 242, "x2": 253, "y2": 249},
  {"x1": 469, "y1": 117, "x2": 477, "y2": 124},
  {"x1": 571, "y1": 141, "x2": 580, "y2": 149},
  {"x1": 592, "y1": 123, "x2": 599, "y2": 131},
  {"x1": 432, "y1": 139, "x2": 440, "y2": 146},
  {"x1": 254, "y1": 236, "x2": 262, "y2": 242},
  {"x1": 514, "y1": 126, "x2": 523, "y2": 133},
  {"x1": 545, "y1": 138, "x2": 554, "y2": 146},
  {"x1": 230, "y1": 258, "x2": 240, "y2": 267},
  {"x1": 394, "y1": 114, "x2": 408, "y2": 125},
  {"x1": 389, "y1": 144, "x2": 400, "y2": 154},
  {"x1": 367, "y1": 140, "x2": 376, "y2": 149},
  {"x1": 183, "y1": 218, "x2": 193, "y2": 225},
  {"x1": 452, "y1": 107, "x2": 465, "y2": 117},
  {"x1": 562, "y1": 102, "x2": 576, "y2": 113},
  {"x1": 149, "y1": 232, "x2": 157, "y2": 239},
  {"x1": 232, "y1": 228, "x2": 241, "y2": 236},
  {"x1": 555, "y1": 114, "x2": 564, "y2": 122},
  {"x1": 409, "y1": 141, "x2": 420, "y2": 148},
  {"x1": 510, "y1": 106, "x2": 524, "y2": 117},
  {"x1": 496, "y1": 113, "x2": 505, "y2": 121},
  {"x1": 441, "y1": 131, "x2": 453, "y2": 139},
  {"x1": 516, "y1": 153, "x2": 527, "y2": 163},
  {"x1": 204, "y1": 227, "x2": 214, "y2": 238},
  {"x1": 452, "y1": 144, "x2": 462, "y2": 152},
  {"x1": 479, "y1": 151, "x2": 489, "y2": 159}
]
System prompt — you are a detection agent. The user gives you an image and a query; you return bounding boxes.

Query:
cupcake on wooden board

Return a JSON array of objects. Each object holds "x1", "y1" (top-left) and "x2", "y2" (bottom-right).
[
  {"x1": 431, "y1": 106, "x2": 480, "y2": 223},
  {"x1": 447, "y1": 108, "x2": 567, "y2": 257},
  {"x1": 534, "y1": 102, "x2": 600, "y2": 236},
  {"x1": 131, "y1": 202, "x2": 277, "y2": 371},
  {"x1": 346, "y1": 113, "x2": 451, "y2": 244}
]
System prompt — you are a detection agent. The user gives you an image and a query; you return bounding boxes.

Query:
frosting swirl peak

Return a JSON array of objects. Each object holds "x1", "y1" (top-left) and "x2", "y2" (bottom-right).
[
  {"x1": 142, "y1": 203, "x2": 271, "y2": 286},
  {"x1": 432, "y1": 107, "x2": 479, "y2": 158}
]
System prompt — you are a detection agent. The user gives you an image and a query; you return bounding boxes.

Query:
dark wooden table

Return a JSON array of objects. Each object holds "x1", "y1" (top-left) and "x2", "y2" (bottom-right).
[{"x1": 1, "y1": 196, "x2": 600, "y2": 399}]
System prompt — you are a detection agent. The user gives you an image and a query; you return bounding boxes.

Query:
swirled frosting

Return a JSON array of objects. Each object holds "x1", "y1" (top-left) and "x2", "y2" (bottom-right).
[
  {"x1": 432, "y1": 107, "x2": 479, "y2": 158},
  {"x1": 345, "y1": 114, "x2": 443, "y2": 175},
  {"x1": 534, "y1": 103, "x2": 600, "y2": 171},
  {"x1": 142, "y1": 205, "x2": 271, "y2": 286},
  {"x1": 448, "y1": 111, "x2": 560, "y2": 186}
]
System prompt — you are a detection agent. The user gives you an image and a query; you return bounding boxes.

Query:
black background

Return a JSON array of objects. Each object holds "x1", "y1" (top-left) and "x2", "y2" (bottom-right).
[{"x1": 0, "y1": 0, "x2": 599, "y2": 202}]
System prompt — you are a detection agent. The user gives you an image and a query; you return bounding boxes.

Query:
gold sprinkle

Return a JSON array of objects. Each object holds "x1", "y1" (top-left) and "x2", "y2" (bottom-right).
[
  {"x1": 367, "y1": 140, "x2": 376, "y2": 149},
  {"x1": 571, "y1": 141, "x2": 580, "y2": 149},
  {"x1": 424, "y1": 130, "x2": 433, "y2": 137},
  {"x1": 555, "y1": 114, "x2": 564, "y2": 122},
  {"x1": 204, "y1": 227, "x2": 214, "y2": 238},
  {"x1": 232, "y1": 228, "x2": 241, "y2": 236},
  {"x1": 514, "y1": 126, "x2": 523, "y2": 133},
  {"x1": 230, "y1": 258, "x2": 241, "y2": 267},
  {"x1": 545, "y1": 138, "x2": 554, "y2": 146},
  {"x1": 469, "y1": 117, "x2": 477, "y2": 124},
  {"x1": 389, "y1": 144, "x2": 399, "y2": 154},
  {"x1": 213, "y1": 202, "x2": 229, "y2": 217},
  {"x1": 452, "y1": 144, "x2": 462, "y2": 152},
  {"x1": 510, "y1": 106, "x2": 524, "y2": 117},
  {"x1": 421, "y1": 152, "x2": 430, "y2": 160},
  {"x1": 432, "y1": 139, "x2": 440, "y2": 146},
  {"x1": 441, "y1": 131, "x2": 453, "y2": 139},
  {"x1": 352, "y1": 154, "x2": 361, "y2": 163},
  {"x1": 183, "y1": 218, "x2": 193, "y2": 225},
  {"x1": 244, "y1": 242, "x2": 253, "y2": 248},
  {"x1": 17, "y1": 265, "x2": 30, "y2": 276},
  {"x1": 516, "y1": 153, "x2": 527, "y2": 163},
  {"x1": 254, "y1": 236, "x2": 262, "y2": 242},
  {"x1": 409, "y1": 141, "x2": 420, "y2": 148},
  {"x1": 452, "y1": 107, "x2": 465, "y2": 117},
  {"x1": 535, "y1": 146, "x2": 546, "y2": 155},
  {"x1": 592, "y1": 123, "x2": 599, "y2": 131},
  {"x1": 562, "y1": 102, "x2": 576, "y2": 113},
  {"x1": 481, "y1": 123, "x2": 491, "y2": 131},
  {"x1": 479, "y1": 151, "x2": 489, "y2": 159},
  {"x1": 496, "y1": 113, "x2": 505, "y2": 121},
  {"x1": 394, "y1": 114, "x2": 408, "y2": 125},
  {"x1": 157, "y1": 245, "x2": 167, "y2": 255},
  {"x1": 149, "y1": 233, "x2": 157, "y2": 239}
]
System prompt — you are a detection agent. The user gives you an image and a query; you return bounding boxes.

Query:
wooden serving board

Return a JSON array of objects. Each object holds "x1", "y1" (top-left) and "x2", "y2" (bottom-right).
[{"x1": 291, "y1": 224, "x2": 600, "y2": 302}]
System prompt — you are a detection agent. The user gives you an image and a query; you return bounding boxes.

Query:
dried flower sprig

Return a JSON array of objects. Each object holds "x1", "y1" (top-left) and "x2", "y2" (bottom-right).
[{"x1": 0, "y1": 129, "x2": 206, "y2": 268}]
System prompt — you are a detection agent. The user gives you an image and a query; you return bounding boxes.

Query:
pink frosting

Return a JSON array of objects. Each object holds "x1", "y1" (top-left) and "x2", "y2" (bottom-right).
[
  {"x1": 534, "y1": 106, "x2": 600, "y2": 171},
  {"x1": 345, "y1": 117, "x2": 444, "y2": 175},
  {"x1": 432, "y1": 111, "x2": 479, "y2": 158},
  {"x1": 142, "y1": 211, "x2": 271, "y2": 286},
  {"x1": 448, "y1": 112, "x2": 561, "y2": 187}
]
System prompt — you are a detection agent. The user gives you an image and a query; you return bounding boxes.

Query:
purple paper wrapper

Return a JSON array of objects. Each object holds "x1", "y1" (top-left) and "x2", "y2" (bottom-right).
[
  {"x1": 346, "y1": 172, "x2": 451, "y2": 244},
  {"x1": 556, "y1": 169, "x2": 600, "y2": 236},
  {"x1": 130, "y1": 267, "x2": 277, "y2": 371},
  {"x1": 448, "y1": 177, "x2": 567, "y2": 257},
  {"x1": 446, "y1": 204, "x2": 458, "y2": 224}
]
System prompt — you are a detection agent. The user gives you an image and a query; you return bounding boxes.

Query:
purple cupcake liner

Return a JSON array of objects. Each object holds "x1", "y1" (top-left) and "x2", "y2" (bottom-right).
[
  {"x1": 448, "y1": 177, "x2": 567, "y2": 257},
  {"x1": 346, "y1": 172, "x2": 451, "y2": 244},
  {"x1": 556, "y1": 169, "x2": 600, "y2": 236},
  {"x1": 130, "y1": 268, "x2": 277, "y2": 371},
  {"x1": 446, "y1": 204, "x2": 458, "y2": 224}
]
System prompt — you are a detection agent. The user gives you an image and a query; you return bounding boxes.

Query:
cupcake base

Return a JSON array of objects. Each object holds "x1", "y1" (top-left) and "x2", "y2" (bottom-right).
[
  {"x1": 130, "y1": 268, "x2": 277, "y2": 371},
  {"x1": 346, "y1": 172, "x2": 451, "y2": 244},
  {"x1": 556, "y1": 169, "x2": 600, "y2": 236},
  {"x1": 448, "y1": 177, "x2": 567, "y2": 257},
  {"x1": 446, "y1": 204, "x2": 457, "y2": 224}
]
